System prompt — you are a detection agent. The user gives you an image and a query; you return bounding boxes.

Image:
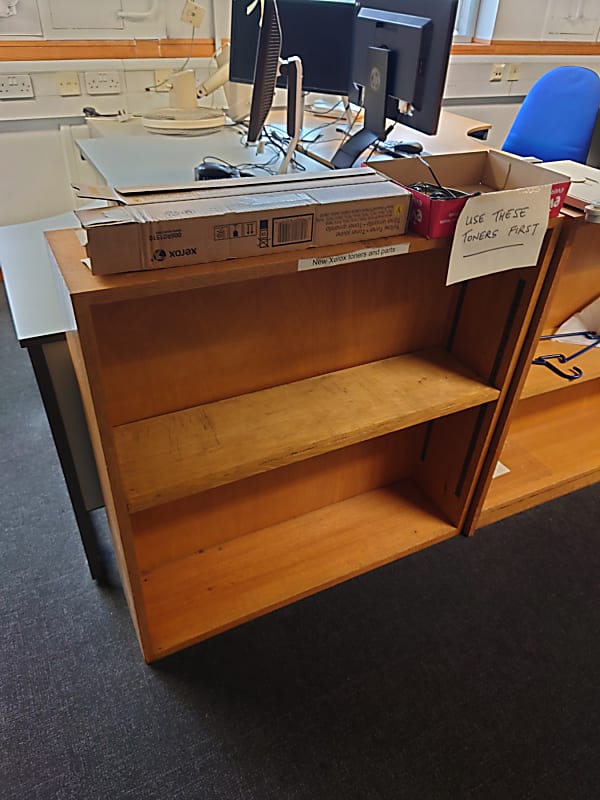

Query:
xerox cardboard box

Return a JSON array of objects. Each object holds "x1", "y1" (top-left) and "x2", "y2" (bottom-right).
[
  {"x1": 74, "y1": 169, "x2": 411, "y2": 275},
  {"x1": 374, "y1": 151, "x2": 570, "y2": 239}
]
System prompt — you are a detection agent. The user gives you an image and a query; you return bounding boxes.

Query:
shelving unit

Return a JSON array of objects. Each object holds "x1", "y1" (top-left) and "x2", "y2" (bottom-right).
[
  {"x1": 48, "y1": 221, "x2": 561, "y2": 661},
  {"x1": 478, "y1": 214, "x2": 600, "y2": 528}
]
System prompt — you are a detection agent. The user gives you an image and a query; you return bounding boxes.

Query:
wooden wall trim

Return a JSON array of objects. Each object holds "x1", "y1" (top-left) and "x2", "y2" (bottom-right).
[
  {"x1": 1, "y1": 38, "x2": 599, "y2": 63},
  {"x1": 0, "y1": 38, "x2": 215, "y2": 61},
  {"x1": 454, "y1": 40, "x2": 600, "y2": 56}
]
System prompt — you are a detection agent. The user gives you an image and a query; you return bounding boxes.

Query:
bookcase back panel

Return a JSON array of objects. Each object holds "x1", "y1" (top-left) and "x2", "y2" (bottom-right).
[
  {"x1": 132, "y1": 426, "x2": 425, "y2": 573},
  {"x1": 89, "y1": 251, "x2": 459, "y2": 427}
]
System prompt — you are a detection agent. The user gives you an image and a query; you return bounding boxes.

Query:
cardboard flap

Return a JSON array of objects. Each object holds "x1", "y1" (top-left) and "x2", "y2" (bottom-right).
[
  {"x1": 482, "y1": 151, "x2": 512, "y2": 189},
  {"x1": 76, "y1": 207, "x2": 135, "y2": 227},
  {"x1": 72, "y1": 183, "x2": 123, "y2": 203},
  {"x1": 76, "y1": 167, "x2": 383, "y2": 207}
]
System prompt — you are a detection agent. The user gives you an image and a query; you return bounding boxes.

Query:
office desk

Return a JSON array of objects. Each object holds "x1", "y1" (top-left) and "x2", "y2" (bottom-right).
[
  {"x1": 76, "y1": 110, "x2": 491, "y2": 186},
  {"x1": 0, "y1": 214, "x2": 105, "y2": 579},
  {"x1": 296, "y1": 109, "x2": 491, "y2": 167}
]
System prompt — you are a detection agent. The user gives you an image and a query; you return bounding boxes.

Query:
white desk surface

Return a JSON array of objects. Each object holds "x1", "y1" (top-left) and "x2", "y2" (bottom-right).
[
  {"x1": 0, "y1": 212, "x2": 78, "y2": 343},
  {"x1": 297, "y1": 109, "x2": 491, "y2": 165}
]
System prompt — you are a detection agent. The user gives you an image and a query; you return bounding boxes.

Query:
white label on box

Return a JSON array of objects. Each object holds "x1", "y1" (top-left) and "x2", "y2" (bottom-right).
[
  {"x1": 298, "y1": 242, "x2": 410, "y2": 271},
  {"x1": 447, "y1": 185, "x2": 551, "y2": 286}
]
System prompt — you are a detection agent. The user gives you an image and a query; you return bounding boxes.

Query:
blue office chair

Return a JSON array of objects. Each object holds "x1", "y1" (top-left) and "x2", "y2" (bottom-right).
[{"x1": 502, "y1": 66, "x2": 600, "y2": 163}]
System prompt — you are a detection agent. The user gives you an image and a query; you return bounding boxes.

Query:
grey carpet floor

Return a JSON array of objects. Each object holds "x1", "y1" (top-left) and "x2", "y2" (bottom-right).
[{"x1": 1, "y1": 286, "x2": 599, "y2": 800}]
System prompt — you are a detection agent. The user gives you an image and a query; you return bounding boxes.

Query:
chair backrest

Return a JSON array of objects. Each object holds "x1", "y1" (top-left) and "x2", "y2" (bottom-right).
[{"x1": 503, "y1": 66, "x2": 600, "y2": 163}]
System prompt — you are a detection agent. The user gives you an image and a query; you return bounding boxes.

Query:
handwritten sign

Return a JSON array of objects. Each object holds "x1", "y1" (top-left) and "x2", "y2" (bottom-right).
[{"x1": 446, "y1": 185, "x2": 551, "y2": 286}]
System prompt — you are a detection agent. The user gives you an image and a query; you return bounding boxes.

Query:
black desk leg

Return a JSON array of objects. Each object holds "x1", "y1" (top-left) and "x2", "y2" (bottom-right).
[{"x1": 27, "y1": 343, "x2": 107, "y2": 582}]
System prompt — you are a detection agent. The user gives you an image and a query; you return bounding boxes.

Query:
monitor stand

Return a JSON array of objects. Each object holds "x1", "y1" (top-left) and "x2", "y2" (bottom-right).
[
  {"x1": 278, "y1": 56, "x2": 304, "y2": 173},
  {"x1": 331, "y1": 45, "x2": 392, "y2": 169},
  {"x1": 331, "y1": 128, "x2": 381, "y2": 169}
]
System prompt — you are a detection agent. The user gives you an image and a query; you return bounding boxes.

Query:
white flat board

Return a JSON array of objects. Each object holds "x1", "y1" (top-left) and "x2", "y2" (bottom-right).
[
  {"x1": 545, "y1": 160, "x2": 600, "y2": 210},
  {"x1": 0, "y1": 212, "x2": 79, "y2": 342}
]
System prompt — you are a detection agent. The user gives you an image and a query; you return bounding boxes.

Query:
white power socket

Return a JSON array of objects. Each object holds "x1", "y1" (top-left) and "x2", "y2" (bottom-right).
[
  {"x1": 489, "y1": 64, "x2": 505, "y2": 82},
  {"x1": 84, "y1": 71, "x2": 122, "y2": 96},
  {"x1": 506, "y1": 64, "x2": 521, "y2": 82},
  {"x1": 0, "y1": 74, "x2": 35, "y2": 100},
  {"x1": 181, "y1": 0, "x2": 206, "y2": 27}
]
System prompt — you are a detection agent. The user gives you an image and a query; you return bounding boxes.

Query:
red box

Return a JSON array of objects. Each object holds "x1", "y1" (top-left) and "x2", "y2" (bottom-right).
[{"x1": 374, "y1": 150, "x2": 571, "y2": 239}]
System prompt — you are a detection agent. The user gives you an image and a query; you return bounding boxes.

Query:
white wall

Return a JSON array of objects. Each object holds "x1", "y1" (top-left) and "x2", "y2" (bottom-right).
[
  {"x1": 491, "y1": 0, "x2": 600, "y2": 41},
  {"x1": 492, "y1": 0, "x2": 552, "y2": 40},
  {"x1": 0, "y1": 56, "x2": 220, "y2": 223},
  {"x1": 0, "y1": 122, "x2": 75, "y2": 223},
  {"x1": 1, "y1": 0, "x2": 600, "y2": 224}
]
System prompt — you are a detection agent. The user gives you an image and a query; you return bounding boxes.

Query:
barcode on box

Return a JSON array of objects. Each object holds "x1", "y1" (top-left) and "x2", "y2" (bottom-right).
[{"x1": 272, "y1": 214, "x2": 314, "y2": 246}]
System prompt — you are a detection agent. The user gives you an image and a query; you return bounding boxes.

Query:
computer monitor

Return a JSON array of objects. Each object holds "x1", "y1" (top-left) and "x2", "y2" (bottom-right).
[
  {"x1": 244, "y1": 0, "x2": 303, "y2": 173},
  {"x1": 230, "y1": 0, "x2": 355, "y2": 96},
  {"x1": 332, "y1": 0, "x2": 458, "y2": 168},
  {"x1": 246, "y1": 0, "x2": 283, "y2": 144},
  {"x1": 586, "y1": 107, "x2": 600, "y2": 169}
]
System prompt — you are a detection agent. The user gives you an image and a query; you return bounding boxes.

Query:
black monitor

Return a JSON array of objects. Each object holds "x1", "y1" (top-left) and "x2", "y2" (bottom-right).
[
  {"x1": 587, "y1": 107, "x2": 600, "y2": 168},
  {"x1": 230, "y1": 0, "x2": 355, "y2": 96},
  {"x1": 332, "y1": 0, "x2": 458, "y2": 168},
  {"x1": 245, "y1": 0, "x2": 303, "y2": 173},
  {"x1": 246, "y1": 0, "x2": 283, "y2": 143}
]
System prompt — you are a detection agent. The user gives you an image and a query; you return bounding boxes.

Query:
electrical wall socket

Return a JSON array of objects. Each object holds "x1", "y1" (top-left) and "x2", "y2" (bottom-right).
[
  {"x1": 84, "y1": 71, "x2": 122, "y2": 96},
  {"x1": 58, "y1": 71, "x2": 81, "y2": 97},
  {"x1": 0, "y1": 74, "x2": 35, "y2": 100},
  {"x1": 489, "y1": 64, "x2": 505, "y2": 82},
  {"x1": 506, "y1": 64, "x2": 521, "y2": 82},
  {"x1": 181, "y1": 0, "x2": 206, "y2": 27}
]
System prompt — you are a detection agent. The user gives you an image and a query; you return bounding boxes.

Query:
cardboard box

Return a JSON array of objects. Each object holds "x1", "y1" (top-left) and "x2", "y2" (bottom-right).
[
  {"x1": 374, "y1": 151, "x2": 571, "y2": 239},
  {"x1": 74, "y1": 168, "x2": 411, "y2": 275}
]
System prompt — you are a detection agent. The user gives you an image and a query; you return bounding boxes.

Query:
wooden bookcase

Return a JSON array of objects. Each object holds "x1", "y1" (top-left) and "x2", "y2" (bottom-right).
[
  {"x1": 48, "y1": 222, "x2": 561, "y2": 662},
  {"x1": 474, "y1": 214, "x2": 600, "y2": 528}
]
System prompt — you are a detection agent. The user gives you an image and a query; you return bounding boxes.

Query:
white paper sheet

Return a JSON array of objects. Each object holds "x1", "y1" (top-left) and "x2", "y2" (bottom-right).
[
  {"x1": 554, "y1": 295, "x2": 600, "y2": 346},
  {"x1": 447, "y1": 185, "x2": 551, "y2": 286}
]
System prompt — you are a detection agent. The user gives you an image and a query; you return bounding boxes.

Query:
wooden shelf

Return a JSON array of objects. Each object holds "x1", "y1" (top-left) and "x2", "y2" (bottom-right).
[
  {"x1": 482, "y1": 379, "x2": 600, "y2": 526},
  {"x1": 522, "y1": 340, "x2": 600, "y2": 400},
  {"x1": 141, "y1": 479, "x2": 456, "y2": 658},
  {"x1": 114, "y1": 347, "x2": 499, "y2": 513}
]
